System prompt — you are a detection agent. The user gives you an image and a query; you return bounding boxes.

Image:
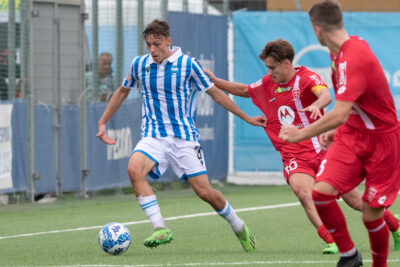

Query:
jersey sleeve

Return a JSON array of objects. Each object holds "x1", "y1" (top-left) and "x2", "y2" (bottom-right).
[
  {"x1": 305, "y1": 73, "x2": 328, "y2": 95},
  {"x1": 247, "y1": 77, "x2": 266, "y2": 109},
  {"x1": 334, "y1": 59, "x2": 366, "y2": 102},
  {"x1": 121, "y1": 56, "x2": 140, "y2": 89},
  {"x1": 190, "y1": 58, "x2": 214, "y2": 92}
]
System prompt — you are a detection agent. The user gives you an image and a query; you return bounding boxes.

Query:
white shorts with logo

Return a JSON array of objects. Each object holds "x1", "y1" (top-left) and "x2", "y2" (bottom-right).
[{"x1": 132, "y1": 137, "x2": 207, "y2": 181}]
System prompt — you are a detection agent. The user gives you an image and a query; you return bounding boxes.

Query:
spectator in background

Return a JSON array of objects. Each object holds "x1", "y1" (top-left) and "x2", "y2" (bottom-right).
[
  {"x1": 0, "y1": 49, "x2": 8, "y2": 100},
  {"x1": 85, "y1": 52, "x2": 115, "y2": 102}
]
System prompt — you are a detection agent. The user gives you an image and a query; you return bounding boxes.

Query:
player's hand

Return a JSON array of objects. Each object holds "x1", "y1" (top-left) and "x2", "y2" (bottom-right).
[
  {"x1": 204, "y1": 68, "x2": 216, "y2": 81},
  {"x1": 96, "y1": 124, "x2": 116, "y2": 145},
  {"x1": 247, "y1": 115, "x2": 268, "y2": 127},
  {"x1": 319, "y1": 129, "x2": 336, "y2": 150},
  {"x1": 300, "y1": 105, "x2": 322, "y2": 120},
  {"x1": 279, "y1": 124, "x2": 302, "y2": 143}
]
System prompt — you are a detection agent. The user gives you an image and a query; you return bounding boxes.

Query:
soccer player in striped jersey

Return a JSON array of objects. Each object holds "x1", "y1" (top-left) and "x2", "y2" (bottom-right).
[
  {"x1": 206, "y1": 38, "x2": 400, "y2": 256},
  {"x1": 280, "y1": 1, "x2": 400, "y2": 266},
  {"x1": 96, "y1": 19, "x2": 267, "y2": 252}
]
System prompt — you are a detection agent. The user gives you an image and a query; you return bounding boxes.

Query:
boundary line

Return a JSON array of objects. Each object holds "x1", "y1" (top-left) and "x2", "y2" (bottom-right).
[
  {"x1": 0, "y1": 202, "x2": 300, "y2": 240},
  {"x1": 15, "y1": 259, "x2": 400, "y2": 267}
]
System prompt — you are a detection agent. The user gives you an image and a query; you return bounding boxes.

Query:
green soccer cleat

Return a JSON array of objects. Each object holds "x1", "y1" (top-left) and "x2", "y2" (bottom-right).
[
  {"x1": 392, "y1": 214, "x2": 400, "y2": 251},
  {"x1": 144, "y1": 228, "x2": 174, "y2": 248},
  {"x1": 235, "y1": 224, "x2": 256, "y2": 252},
  {"x1": 323, "y1": 242, "x2": 339, "y2": 254}
]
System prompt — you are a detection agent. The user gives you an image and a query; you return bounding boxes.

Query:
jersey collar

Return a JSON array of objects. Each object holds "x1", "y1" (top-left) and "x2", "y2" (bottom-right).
[{"x1": 148, "y1": 46, "x2": 182, "y2": 65}]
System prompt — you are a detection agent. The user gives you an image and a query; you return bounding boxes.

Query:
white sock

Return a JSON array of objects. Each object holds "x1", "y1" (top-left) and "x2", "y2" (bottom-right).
[
  {"x1": 340, "y1": 247, "x2": 356, "y2": 257},
  {"x1": 216, "y1": 201, "x2": 244, "y2": 232},
  {"x1": 138, "y1": 195, "x2": 166, "y2": 230}
]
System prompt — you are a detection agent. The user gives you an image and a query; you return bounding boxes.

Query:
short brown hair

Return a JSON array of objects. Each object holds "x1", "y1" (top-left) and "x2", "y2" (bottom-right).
[
  {"x1": 143, "y1": 19, "x2": 170, "y2": 39},
  {"x1": 309, "y1": 0, "x2": 344, "y2": 31},
  {"x1": 259, "y1": 39, "x2": 294, "y2": 63}
]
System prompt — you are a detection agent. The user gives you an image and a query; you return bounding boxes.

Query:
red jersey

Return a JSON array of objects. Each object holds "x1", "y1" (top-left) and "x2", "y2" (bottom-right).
[
  {"x1": 331, "y1": 36, "x2": 399, "y2": 133},
  {"x1": 248, "y1": 66, "x2": 327, "y2": 160}
]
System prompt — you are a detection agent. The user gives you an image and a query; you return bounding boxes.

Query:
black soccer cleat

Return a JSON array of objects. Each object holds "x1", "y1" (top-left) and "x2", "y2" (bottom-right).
[{"x1": 337, "y1": 250, "x2": 363, "y2": 267}]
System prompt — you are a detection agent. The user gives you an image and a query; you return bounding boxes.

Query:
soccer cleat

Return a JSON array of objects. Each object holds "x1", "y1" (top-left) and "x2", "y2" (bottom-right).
[
  {"x1": 336, "y1": 250, "x2": 363, "y2": 267},
  {"x1": 235, "y1": 224, "x2": 256, "y2": 252},
  {"x1": 323, "y1": 242, "x2": 339, "y2": 254},
  {"x1": 144, "y1": 228, "x2": 174, "y2": 248},
  {"x1": 392, "y1": 214, "x2": 400, "y2": 251}
]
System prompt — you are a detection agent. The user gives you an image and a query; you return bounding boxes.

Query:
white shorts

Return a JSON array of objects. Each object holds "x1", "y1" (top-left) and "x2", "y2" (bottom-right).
[{"x1": 132, "y1": 137, "x2": 207, "y2": 181}]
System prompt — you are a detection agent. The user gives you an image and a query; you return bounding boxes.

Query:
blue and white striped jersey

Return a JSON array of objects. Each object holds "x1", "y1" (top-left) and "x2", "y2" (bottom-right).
[{"x1": 122, "y1": 46, "x2": 213, "y2": 142}]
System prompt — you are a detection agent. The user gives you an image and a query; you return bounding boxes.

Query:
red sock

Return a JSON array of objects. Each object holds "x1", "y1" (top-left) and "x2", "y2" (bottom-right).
[
  {"x1": 384, "y1": 209, "x2": 399, "y2": 232},
  {"x1": 312, "y1": 190, "x2": 354, "y2": 253},
  {"x1": 363, "y1": 216, "x2": 389, "y2": 267},
  {"x1": 317, "y1": 224, "x2": 335, "y2": 244}
]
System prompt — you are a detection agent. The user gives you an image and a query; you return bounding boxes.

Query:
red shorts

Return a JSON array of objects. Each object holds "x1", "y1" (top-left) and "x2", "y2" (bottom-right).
[
  {"x1": 315, "y1": 126, "x2": 400, "y2": 208},
  {"x1": 282, "y1": 151, "x2": 326, "y2": 184}
]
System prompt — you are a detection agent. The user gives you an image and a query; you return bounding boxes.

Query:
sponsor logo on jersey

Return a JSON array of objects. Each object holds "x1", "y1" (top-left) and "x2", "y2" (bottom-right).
[
  {"x1": 275, "y1": 86, "x2": 292, "y2": 93},
  {"x1": 292, "y1": 86, "x2": 300, "y2": 99},
  {"x1": 367, "y1": 187, "x2": 377, "y2": 203},
  {"x1": 278, "y1": 105, "x2": 295, "y2": 125},
  {"x1": 378, "y1": 196, "x2": 387, "y2": 205},
  {"x1": 338, "y1": 61, "x2": 347, "y2": 87},
  {"x1": 171, "y1": 66, "x2": 178, "y2": 76},
  {"x1": 338, "y1": 85, "x2": 346, "y2": 94},
  {"x1": 309, "y1": 74, "x2": 323, "y2": 85},
  {"x1": 250, "y1": 79, "x2": 262, "y2": 88}
]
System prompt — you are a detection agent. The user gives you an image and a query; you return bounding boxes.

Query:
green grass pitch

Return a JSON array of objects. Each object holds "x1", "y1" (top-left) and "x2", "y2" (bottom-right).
[{"x1": 1, "y1": 183, "x2": 400, "y2": 266}]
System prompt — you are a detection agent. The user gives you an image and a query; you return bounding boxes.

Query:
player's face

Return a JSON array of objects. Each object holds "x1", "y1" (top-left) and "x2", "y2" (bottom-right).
[
  {"x1": 265, "y1": 57, "x2": 291, "y2": 84},
  {"x1": 98, "y1": 54, "x2": 112, "y2": 77},
  {"x1": 145, "y1": 34, "x2": 172, "y2": 64}
]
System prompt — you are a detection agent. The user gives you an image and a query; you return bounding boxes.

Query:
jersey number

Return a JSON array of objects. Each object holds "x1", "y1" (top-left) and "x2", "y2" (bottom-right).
[
  {"x1": 316, "y1": 159, "x2": 327, "y2": 177},
  {"x1": 285, "y1": 160, "x2": 298, "y2": 174}
]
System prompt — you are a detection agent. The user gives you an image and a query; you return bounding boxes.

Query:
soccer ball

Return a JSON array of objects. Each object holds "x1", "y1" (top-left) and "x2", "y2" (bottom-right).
[{"x1": 98, "y1": 222, "x2": 131, "y2": 255}]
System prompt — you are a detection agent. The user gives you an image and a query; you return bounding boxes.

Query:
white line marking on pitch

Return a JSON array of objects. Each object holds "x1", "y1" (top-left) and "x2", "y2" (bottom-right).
[
  {"x1": 0, "y1": 202, "x2": 300, "y2": 240},
  {"x1": 16, "y1": 259, "x2": 400, "y2": 267}
]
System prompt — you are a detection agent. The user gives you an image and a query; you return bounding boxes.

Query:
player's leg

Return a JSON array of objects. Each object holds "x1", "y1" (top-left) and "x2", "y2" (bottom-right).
[
  {"x1": 341, "y1": 188, "x2": 362, "y2": 211},
  {"x1": 127, "y1": 138, "x2": 173, "y2": 248},
  {"x1": 289, "y1": 172, "x2": 338, "y2": 254},
  {"x1": 189, "y1": 174, "x2": 255, "y2": 252},
  {"x1": 312, "y1": 181, "x2": 362, "y2": 267},
  {"x1": 341, "y1": 185, "x2": 400, "y2": 249},
  {"x1": 312, "y1": 141, "x2": 365, "y2": 267},
  {"x1": 362, "y1": 203, "x2": 388, "y2": 267}
]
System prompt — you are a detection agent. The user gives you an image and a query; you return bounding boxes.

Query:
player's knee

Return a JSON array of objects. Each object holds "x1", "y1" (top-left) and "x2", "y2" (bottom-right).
[{"x1": 127, "y1": 165, "x2": 146, "y2": 183}]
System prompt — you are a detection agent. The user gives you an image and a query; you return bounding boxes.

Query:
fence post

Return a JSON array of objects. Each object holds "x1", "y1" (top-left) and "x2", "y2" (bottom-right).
[
  {"x1": 8, "y1": 0, "x2": 16, "y2": 99},
  {"x1": 28, "y1": 0, "x2": 35, "y2": 202},
  {"x1": 20, "y1": 0, "x2": 29, "y2": 98},
  {"x1": 115, "y1": 0, "x2": 123, "y2": 88},
  {"x1": 137, "y1": 0, "x2": 144, "y2": 56},
  {"x1": 80, "y1": 0, "x2": 88, "y2": 198},
  {"x1": 54, "y1": 2, "x2": 62, "y2": 196},
  {"x1": 183, "y1": 0, "x2": 188, "y2": 12},
  {"x1": 91, "y1": 0, "x2": 99, "y2": 101},
  {"x1": 203, "y1": 0, "x2": 208, "y2": 14}
]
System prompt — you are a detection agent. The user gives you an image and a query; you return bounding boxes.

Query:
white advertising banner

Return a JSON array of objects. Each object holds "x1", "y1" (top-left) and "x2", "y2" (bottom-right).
[{"x1": 0, "y1": 104, "x2": 13, "y2": 190}]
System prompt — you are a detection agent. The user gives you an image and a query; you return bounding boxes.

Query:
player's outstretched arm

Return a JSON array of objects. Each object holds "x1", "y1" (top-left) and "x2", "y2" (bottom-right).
[
  {"x1": 204, "y1": 69, "x2": 250, "y2": 98},
  {"x1": 97, "y1": 85, "x2": 131, "y2": 145},
  {"x1": 300, "y1": 88, "x2": 332, "y2": 120},
  {"x1": 206, "y1": 86, "x2": 267, "y2": 127}
]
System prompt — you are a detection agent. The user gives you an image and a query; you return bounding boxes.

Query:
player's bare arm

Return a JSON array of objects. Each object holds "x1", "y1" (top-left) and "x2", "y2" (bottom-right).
[
  {"x1": 96, "y1": 85, "x2": 131, "y2": 144},
  {"x1": 319, "y1": 129, "x2": 337, "y2": 150},
  {"x1": 279, "y1": 100, "x2": 353, "y2": 143},
  {"x1": 300, "y1": 88, "x2": 331, "y2": 120},
  {"x1": 206, "y1": 86, "x2": 267, "y2": 127},
  {"x1": 204, "y1": 69, "x2": 250, "y2": 98}
]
